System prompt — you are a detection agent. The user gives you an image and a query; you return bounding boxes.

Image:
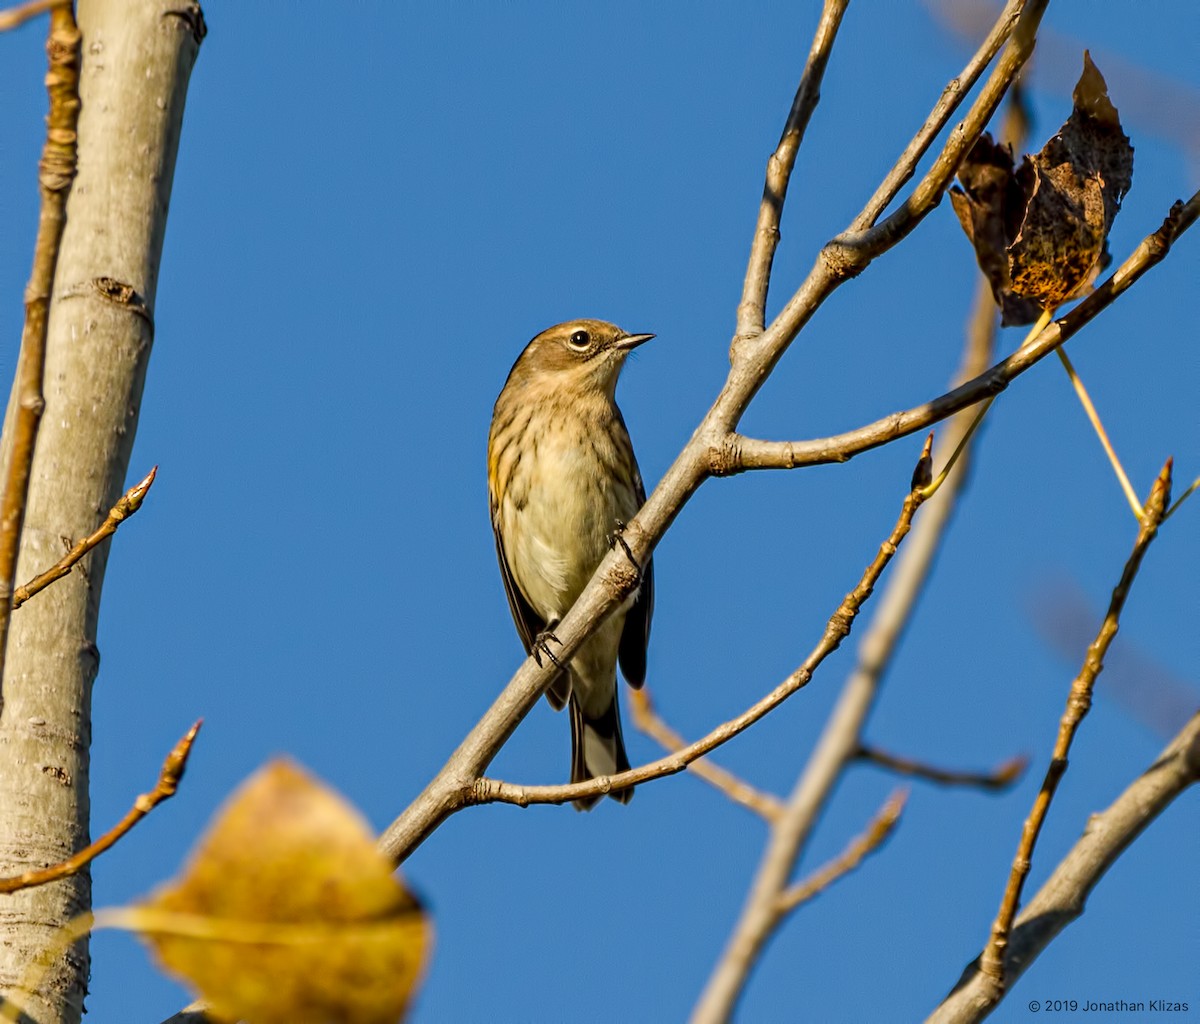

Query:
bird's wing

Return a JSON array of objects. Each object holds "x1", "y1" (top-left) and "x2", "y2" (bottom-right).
[
  {"x1": 491, "y1": 499, "x2": 570, "y2": 710},
  {"x1": 491, "y1": 519, "x2": 542, "y2": 655},
  {"x1": 618, "y1": 471, "x2": 653, "y2": 689}
]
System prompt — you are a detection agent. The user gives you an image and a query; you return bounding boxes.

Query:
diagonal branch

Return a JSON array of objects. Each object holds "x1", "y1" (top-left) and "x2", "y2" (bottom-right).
[
  {"x1": 928, "y1": 710, "x2": 1200, "y2": 1024},
  {"x1": 776, "y1": 789, "x2": 907, "y2": 914},
  {"x1": 0, "y1": 0, "x2": 59, "y2": 32},
  {"x1": 719, "y1": 0, "x2": 1048, "y2": 426},
  {"x1": 851, "y1": 0, "x2": 1030, "y2": 231},
  {"x1": 979, "y1": 461, "x2": 1173, "y2": 984},
  {"x1": 856, "y1": 745, "x2": 1028, "y2": 791},
  {"x1": 692, "y1": 266, "x2": 1004, "y2": 1024},
  {"x1": 836, "y1": 0, "x2": 1046, "y2": 256}
]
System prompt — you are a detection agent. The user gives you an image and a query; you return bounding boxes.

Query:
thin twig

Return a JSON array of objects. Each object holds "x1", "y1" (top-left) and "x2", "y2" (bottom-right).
[
  {"x1": 0, "y1": 3, "x2": 81, "y2": 707},
  {"x1": 851, "y1": 0, "x2": 1029, "y2": 231},
  {"x1": 979, "y1": 460, "x2": 1173, "y2": 984},
  {"x1": 734, "y1": 0, "x2": 851, "y2": 347},
  {"x1": 630, "y1": 689, "x2": 784, "y2": 821},
  {"x1": 775, "y1": 789, "x2": 907, "y2": 914},
  {"x1": 1054, "y1": 347, "x2": 1143, "y2": 520},
  {"x1": 927, "y1": 711, "x2": 1200, "y2": 1024},
  {"x1": 832, "y1": 0, "x2": 1047, "y2": 260},
  {"x1": 473, "y1": 441, "x2": 935, "y2": 809},
  {"x1": 0, "y1": 722, "x2": 201, "y2": 895},
  {"x1": 919, "y1": 310, "x2": 1052, "y2": 499},
  {"x1": 0, "y1": 0, "x2": 59, "y2": 32},
  {"x1": 1163, "y1": 474, "x2": 1199, "y2": 520},
  {"x1": 856, "y1": 745, "x2": 1028, "y2": 791},
  {"x1": 11, "y1": 467, "x2": 157, "y2": 610}
]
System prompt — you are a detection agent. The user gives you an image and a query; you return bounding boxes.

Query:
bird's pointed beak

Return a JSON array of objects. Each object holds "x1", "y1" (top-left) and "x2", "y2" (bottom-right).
[{"x1": 614, "y1": 332, "x2": 655, "y2": 351}]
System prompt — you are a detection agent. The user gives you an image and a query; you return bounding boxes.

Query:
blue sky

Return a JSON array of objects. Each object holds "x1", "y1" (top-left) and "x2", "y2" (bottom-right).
[{"x1": 1, "y1": 3, "x2": 1197, "y2": 1022}]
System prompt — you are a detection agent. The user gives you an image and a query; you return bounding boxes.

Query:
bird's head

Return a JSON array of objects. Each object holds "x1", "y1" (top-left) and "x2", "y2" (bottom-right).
[{"x1": 508, "y1": 319, "x2": 654, "y2": 399}]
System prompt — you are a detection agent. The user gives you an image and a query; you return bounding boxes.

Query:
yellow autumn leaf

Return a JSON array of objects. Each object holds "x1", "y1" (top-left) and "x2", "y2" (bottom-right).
[{"x1": 131, "y1": 759, "x2": 430, "y2": 1024}]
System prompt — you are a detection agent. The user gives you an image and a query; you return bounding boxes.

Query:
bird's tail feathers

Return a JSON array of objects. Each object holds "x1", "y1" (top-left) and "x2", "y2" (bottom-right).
[{"x1": 569, "y1": 693, "x2": 633, "y2": 811}]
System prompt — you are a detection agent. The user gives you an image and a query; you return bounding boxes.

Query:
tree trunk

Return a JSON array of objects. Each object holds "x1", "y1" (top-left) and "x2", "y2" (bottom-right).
[{"x1": 0, "y1": 3, "x2": 204, "y2": 1019}]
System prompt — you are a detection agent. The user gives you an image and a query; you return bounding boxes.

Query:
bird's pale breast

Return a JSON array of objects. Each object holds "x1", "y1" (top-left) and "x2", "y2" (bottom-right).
[{"x1": 498, "y1": 403, "x2": 638, "y2": 625}]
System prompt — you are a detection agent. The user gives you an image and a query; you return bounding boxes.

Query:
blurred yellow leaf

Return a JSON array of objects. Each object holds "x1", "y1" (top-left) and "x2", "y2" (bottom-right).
[{"x1": 133, "y1": 759, "x2": 430, "y2": 1024}]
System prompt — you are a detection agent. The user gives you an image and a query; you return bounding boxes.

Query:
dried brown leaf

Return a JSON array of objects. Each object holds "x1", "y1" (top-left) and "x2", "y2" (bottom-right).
[
  {"x1": 951, "y1": 53, "x2": 1134, "y2": 325},
  {"x1": 135, "y1": 760, "x2": 430, "y2": 1024},
  {"x1": 949, "y1": 135, "x2": 1044, "y2": 326}
]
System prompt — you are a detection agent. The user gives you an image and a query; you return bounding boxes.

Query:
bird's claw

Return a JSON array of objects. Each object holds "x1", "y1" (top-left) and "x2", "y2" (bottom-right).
[
  {"x1": 533, "y1": 629, "x2": 563, "y2": 669},
  {"x1": 610, "y1": 520, "x2": 642, "y2": 581}
]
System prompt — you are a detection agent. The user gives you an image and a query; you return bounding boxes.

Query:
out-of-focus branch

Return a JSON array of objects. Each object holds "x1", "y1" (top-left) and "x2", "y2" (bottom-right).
[
  {"x1": 735, "y1": 0, "x2": 850, "y2": 346},
  {"x1": 630, "y1": 689, "x2": 784, "y2": 821},
  {"x1": 0, "y1": 722, "x2": 200, "y2": 895},
  {"x1": 776, "y1": 789, "x2": 907, "y2": 914},
  {"x1": 0, "y1": 0, "x2": 58, "y2": 32},
  {"x1": 979, "y1": 462, "x2": 1173, "y2": 983},
  {"x1": 856, "y1": 745, "x2": 1028, "y2": 791},
  {"x1": 11, "y1": 467, "x2": 156, "y2": 610},
  {"x1": 0, "y1": 3, "x2": 80, "y2": 704},
  {"x1": 473, "y1": 442, "x2": 935, "y2": 809},
  {"x1": 693, "y1": 275, "x2": 1001, "y2": 1024},
  {"x1": 691, "y1": 94, "x2": 1035, "y2": 1019},
  {"x1": 927, "y1": 711, "x2": 1200, "y2": 1024}
]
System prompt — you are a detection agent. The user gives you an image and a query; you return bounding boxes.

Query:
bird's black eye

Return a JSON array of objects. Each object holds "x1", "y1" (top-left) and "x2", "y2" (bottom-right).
[{"x1": 568, "y1": 329, "x2": 591, "y2": 349}]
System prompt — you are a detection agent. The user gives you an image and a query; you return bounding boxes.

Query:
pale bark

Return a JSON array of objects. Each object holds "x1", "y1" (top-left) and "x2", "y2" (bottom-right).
[{"x1": 0, "y1": 2, "x2": 203, "y2": 1020}]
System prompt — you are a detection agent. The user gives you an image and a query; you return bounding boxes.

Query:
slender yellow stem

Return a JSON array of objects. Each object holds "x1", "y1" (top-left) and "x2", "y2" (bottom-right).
[
  {"x1": 918, "y1": 398, "x2": 993, "y2": 499},
  {"x1": 1055, "y1": 346, "x2": 1143, "y2": 520},
  {"x1": 1163, "y1": 475, "x2": 1199, "y2": 521},
  {"x1": 919, "y1": 309, "x2": 1052, "y2": 500}
]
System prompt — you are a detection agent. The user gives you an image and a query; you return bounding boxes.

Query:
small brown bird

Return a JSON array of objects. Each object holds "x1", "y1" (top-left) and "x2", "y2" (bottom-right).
[{"x1": 487, "y1": 319, "x2": 654, "y2": 809}]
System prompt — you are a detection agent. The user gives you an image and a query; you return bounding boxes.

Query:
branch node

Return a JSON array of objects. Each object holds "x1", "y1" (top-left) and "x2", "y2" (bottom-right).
[{"x1": 709, "y1": 434, "x2": 745, "y2": 477}]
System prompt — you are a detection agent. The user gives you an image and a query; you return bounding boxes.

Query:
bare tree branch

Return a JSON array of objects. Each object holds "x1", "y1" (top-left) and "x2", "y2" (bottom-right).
[
  {"x1": 379, "y1": 0, "x2": 1050, "y2": 866},
  {"x1": 835, "y1": 0, "x2": 1046, "y2": 256},
  {"x1": 692, "y1": 267, "x2": 1004, "y2": 1024},
  {"x1": 776, "y1": 789, "x2": 907, "y2": 914},
  {"x1": 852, "y1": 0, "x2": 1029, "y2": 231},
  {"x1": 0, "y1": 0, "x2": 59, "y2": 33},
  {"x1": 722, "y1": 190, "x2": 1200, "y2": 474},
  {"x1": 927, "y1": 711, "x2": 1200, "y2": 1024},
  {"x1": 856, "y1": 745, "x2": 1028, "y2": 791},
  {"x1": 735, "y1": 0, "x2": 850, "y2": 345},
  {"x1": 630, "y1": 689, "x2": 784, "y2": 821},
  {"x1": 980, "y1": 461, "x2": 1173, "y2": 983},
  {"x1": 0, "y1": 2, "x2": 80, "y2": 706}
]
